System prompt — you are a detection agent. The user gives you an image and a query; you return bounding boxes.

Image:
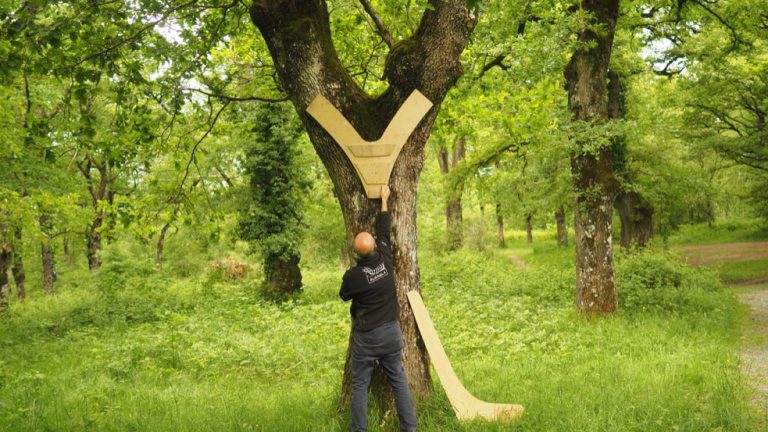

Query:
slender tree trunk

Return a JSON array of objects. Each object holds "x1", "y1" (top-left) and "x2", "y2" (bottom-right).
[
  {"x1": 564, "y1": 0, "x2": 620, "y2": 315},
  {"x1": 438, "y1": 138, "x2": 466, "y2": 250},
  {"x1": 62, "y1": 236, "x2": 75, "y2": 266},
  {"x1": 250, "y1": 0, "x2": 475, "y2": 404},
  {"x1": 12, "y1": 226, "x2": 25, "y2": 300},
  {"x1": 0, "y1": 223, "x2": 11, "y2": 312},
  {"x1": 86, "y1": 212, "x2": 103, "y2": 271},
  {"x1": 39, "y1": 214, "x2": 56, "y2": 295},
  {"x1": 156, "y1": 221, "x2": 170, "y2": 269},
  {"x1": 525, "y1": 213, "x2": 533, "y2": 243},
  {"x1": 77, "y1": 155, "x2": 110, "y2": 271},
  {"x1": 555, "y1": 205, "x2": 568, "y2": 247},
  {"x1": 496, "y1": 203, "x2": 505, "y2": 247},
  {"x1": 445, "y1": 197, "x2": 463, "y2": 249},
  {"x1": 0, "y1": 253, "x2": 10, "y2": 312}
]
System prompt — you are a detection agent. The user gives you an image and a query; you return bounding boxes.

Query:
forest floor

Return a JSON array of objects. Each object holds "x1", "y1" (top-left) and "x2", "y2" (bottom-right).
[{"x1": 676, "y1": 241, "x2": 768, "y2": 427}]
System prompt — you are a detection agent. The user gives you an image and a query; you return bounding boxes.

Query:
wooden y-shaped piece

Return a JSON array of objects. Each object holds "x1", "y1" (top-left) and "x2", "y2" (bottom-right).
[{"x1": 306, "y1": 90, "x2": 433, "y2": 198}]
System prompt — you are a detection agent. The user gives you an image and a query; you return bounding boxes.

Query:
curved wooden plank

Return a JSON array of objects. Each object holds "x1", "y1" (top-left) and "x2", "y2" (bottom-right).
[{"x1": 406, "y1": 290, "x2": 524, "y2": 422}]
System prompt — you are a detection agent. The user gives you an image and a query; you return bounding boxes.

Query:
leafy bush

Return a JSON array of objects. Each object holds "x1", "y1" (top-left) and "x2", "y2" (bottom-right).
[
  {"x1": 616, "y1": 249, "x2": 724, "y2": 314},
  {"x1": 95, "y1": 241, "x2": 157, "y2": 297}
]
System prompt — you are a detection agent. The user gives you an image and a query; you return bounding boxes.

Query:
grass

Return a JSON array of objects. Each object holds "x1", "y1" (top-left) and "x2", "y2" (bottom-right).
[
  {"x1": 706, "y1": 259, "x2": 768, "y2": 284},
  {"x1": 666, "y1": 218, "x2": 768, "y2": 246},
  {"x1": 0, "y1": 236, "x2": 760, "y2": 431}
]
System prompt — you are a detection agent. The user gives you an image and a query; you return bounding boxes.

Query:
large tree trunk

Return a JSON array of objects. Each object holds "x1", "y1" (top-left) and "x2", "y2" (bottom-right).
[
  {"x1": 265, "y1": 253, "x2": 302, "y2": 295},
  {"x1": 564, "y1": 0, "x2": 620, "y2": 315},
  {"x1": 606, "y1": 69, "x2": 654, "y2": 251},
  {"x1": 496, "y1": 203, "x2": 505, "y2": 247},
  {"x1": 438, "y1": 138, "x2": 467, "y2": 250},
  {"x1": 614, "y1": 191, "x2": 654, "y2": 250},
  {"x1": 62, "y1": 236, "x2": 75, "y2": 266},
  {"x1": 12, "y1": 226, "x2": 25, "y2": 300},
  {"x1": 39, "y1": 214, "x2": 56, "y2": 295},
  {"x1": 555, "y1": 205, "x2": 568, "y2": 247},
  {"x1": 250, "y1": 0, "x2": 476, "y2": 404}
]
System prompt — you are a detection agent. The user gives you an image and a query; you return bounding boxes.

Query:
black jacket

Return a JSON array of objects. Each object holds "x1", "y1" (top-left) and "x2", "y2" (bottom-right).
[{"x1": 339, "y1": 211, "x2": 399, "y2": 331}]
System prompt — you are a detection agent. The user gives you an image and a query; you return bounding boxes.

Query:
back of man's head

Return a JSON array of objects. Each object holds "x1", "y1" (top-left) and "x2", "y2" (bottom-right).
[{"x1": 353, "y1": 232, "x2": 376, "y2": 258}]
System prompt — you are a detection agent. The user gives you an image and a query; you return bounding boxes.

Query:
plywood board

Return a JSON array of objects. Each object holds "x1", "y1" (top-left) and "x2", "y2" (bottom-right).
[
  {"x1": 407, "y1": 290, "x2": 524, "y2": 422},
  {"x1": 306, "y1": 90, "x2": 433, "y2": 198}
]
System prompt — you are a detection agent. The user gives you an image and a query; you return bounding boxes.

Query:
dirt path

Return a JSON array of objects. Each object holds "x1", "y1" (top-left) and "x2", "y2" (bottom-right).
[
  {"x1": 674, "y1": 241, "x2": 768, "y2": 265},
  {"x1": 507, "y1": 254, "x2": 528, "y2": 271},
  {"x1": 676, "y1": 241, "x2": 768, "y2": 426},
  {"x1": 739, "y1": 286, "x2": 768, "y2": 429}
]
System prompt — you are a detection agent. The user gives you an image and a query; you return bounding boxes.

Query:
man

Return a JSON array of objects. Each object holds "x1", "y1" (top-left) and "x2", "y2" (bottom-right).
[{"x1": 339, "y1": 185, "x2": 417, "y2": 432}]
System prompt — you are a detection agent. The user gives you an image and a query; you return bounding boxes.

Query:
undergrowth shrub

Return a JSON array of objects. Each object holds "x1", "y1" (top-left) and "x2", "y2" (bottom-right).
[
  {"x1": 616, "y1": 249, "x2": 723, "y2": 314},
  {"x1": 96, "y1": 242, "x2": 157, "y2": 297},
  {"x1": 203, "y1": 259, "x2": 251, "y2": 284}
]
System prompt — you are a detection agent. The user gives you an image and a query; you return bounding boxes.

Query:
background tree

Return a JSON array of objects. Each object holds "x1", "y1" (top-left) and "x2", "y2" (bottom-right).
[
  {"x1": 564, "y1": 0, "x2": 621, "y2": 315},
  {"x1": 237, "y1": 102, "x2": 309, "y2": 297}
]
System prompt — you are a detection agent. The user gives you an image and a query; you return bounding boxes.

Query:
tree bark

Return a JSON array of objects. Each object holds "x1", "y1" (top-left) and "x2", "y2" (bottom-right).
[
  {"x1": 496, "y1": 203, "x2": 505, "y2": 247},
  {"x1": 62, "y1": 236, "x2": 71, "y2": 266},
  {"x1": 86, "y1": 213, "x2": 103, "y2": 271},
  {"x1": 39, "y1": 214, "x2": 56, "y2": 295},
  {"x1": 555, "y1": 205, "x2": 568, "y2": 247},
  {"x1": 614, "y1": 191, "x2": 654, "y2": 250},
  {"x1": 525, "y1": 213, "x2": 533, "y2": 243},
  {"x1": 265, "y1": 252, "x2": 302, "y2": 295},
  {"x1": 77, "y1": 155, "x2": 111, "y2": 271},
  {"x1": 0, "y1": 222, "x2": 11, "y2": 312},
  {"x1": 12, "y1": 226, "x2": 25, "y2": 300},
  {"x1": 438, "y1": 138, "x2": 466, "y2": 250},
  {"x1": 564, "y1": 0, "x2": 620, "y2": 315},
  {"x1": 250, "y1": 0, "x2": 476, "y2": 404},
  {"x1": 156, "y1": 221, "x2": 170, "y2": 269}
]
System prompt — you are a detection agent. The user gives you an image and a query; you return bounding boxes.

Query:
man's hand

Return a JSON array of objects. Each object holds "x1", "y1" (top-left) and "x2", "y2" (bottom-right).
[
  {"x1": 381, "y1": 185, "x2": 391, "y2": 201},
  {"x1": 381, "y1": 185, "x2": 390, "y2": 212}
]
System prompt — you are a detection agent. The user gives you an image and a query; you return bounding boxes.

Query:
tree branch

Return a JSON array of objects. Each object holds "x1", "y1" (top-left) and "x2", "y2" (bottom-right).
[
  {"x1": 689, "y1": 0, "x2": 745, "y2": 48},
  {"x1": 168, "y1": 99, "x2": 230, "y2": 204},
  {"x1": 72, "y1": 0, "x2": 199, "y2": 68},
  {"x1": 358, "y1": 0, "x2": 394, "y2": 48},
  {"x1": 477, "y1": 54, "x2": 509, "y2": 79},
  {"x1": 182, "y1": 87, "x2": 288, "y2": 102}
]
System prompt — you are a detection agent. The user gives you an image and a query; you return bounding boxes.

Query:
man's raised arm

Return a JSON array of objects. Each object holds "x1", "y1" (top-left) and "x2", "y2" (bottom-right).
[{"x1": 376, "y1": 185, "x2": 391, "y2": 248}]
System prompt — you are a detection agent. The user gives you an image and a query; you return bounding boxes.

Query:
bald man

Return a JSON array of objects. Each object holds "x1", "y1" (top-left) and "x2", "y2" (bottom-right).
[{"x1": 340, "y1": 185, "x2": 417, "y2": 432}]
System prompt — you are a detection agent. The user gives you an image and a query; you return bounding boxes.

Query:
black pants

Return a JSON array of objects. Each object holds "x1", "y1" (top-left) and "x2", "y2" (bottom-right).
[{"x1": 350, "y1": 321, "x2": 417, "y2": 432}]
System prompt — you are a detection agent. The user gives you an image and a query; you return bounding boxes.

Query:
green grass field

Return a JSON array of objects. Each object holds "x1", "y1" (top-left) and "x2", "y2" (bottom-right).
[{"x1": 0, "y1": 233, "x2": 760, "y2": 431}]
